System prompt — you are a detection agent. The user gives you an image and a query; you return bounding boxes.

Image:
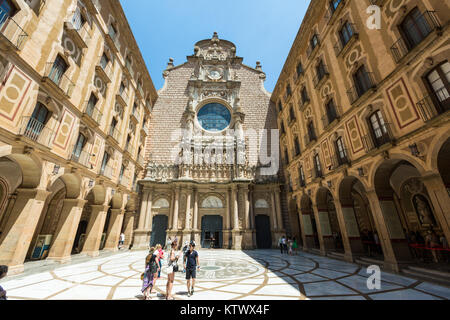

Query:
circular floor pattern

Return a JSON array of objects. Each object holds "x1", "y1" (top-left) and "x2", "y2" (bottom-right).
[{"x1": 2, "y1": 250, "x2": 449, "y2": 300}]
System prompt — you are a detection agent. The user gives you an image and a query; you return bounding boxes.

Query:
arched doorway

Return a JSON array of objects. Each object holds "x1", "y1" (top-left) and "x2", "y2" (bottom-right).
[
  {"x1": 316, "y1": 187, "x2": 344, "y2": 253},
  {"x1": 150, "y1": 197, "x2": 170, "y2": 248},
  {"x1": 373, "y1": 159, "x2": 447, "y2": 268},
  {"x1": 338, "y1": 176, "x2": 381, "y2": 259},
  {"x1": 254, "y1": 198, "x2": 272, "y2": 249},
  {"x1": 29, "y1": 173, "x2": 83, "y2": 262},
  {"x1": 201, "y1": 215, "x2": 223, "y2": 249},
  {"x1": 299, "y1": 194, "x2": 319, "y2": 250}
]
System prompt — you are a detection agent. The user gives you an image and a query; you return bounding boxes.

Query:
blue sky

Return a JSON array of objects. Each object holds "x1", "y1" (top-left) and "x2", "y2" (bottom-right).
[{"x1": 120, "y1": 0, "x2": 309, "y2": 93}]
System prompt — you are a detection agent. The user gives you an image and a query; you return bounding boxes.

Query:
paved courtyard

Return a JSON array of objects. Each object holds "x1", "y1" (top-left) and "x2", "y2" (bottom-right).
[{"x1": 2, "y1": 250, "x2": 450, "y2": 300}]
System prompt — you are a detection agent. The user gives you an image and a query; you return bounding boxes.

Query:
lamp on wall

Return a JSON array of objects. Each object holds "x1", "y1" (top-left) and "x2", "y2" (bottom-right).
[
  {"x1": 358, "y1": 167, "x2": 364, "y2": 177},
  {"x1": 409, "y1": 143, "x2": 420, "y2": 157},
  {"x1": 52, "y1": 164, "x2": 60, "y2": 175}
]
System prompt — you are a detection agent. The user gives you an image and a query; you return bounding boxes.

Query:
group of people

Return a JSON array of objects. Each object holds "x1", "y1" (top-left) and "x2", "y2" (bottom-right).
[
  {"x1": 406, "y1": 228, "x2": 449, "y2": 264},
  {"x1": 278, "y1": 236, "x2": 298, "y2": 255},
  {"x1": 141, "y1": 238, "x2": 200, "y2": 300}
]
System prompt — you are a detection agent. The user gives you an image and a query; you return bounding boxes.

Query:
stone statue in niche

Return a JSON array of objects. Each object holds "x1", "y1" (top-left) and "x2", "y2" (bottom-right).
[{"x1": 413, "y1": 194, "x2": 436, "y2": 227}]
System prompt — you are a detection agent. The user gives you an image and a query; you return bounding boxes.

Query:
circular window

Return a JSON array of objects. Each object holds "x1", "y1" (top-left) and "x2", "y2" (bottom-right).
[{"x1": 197, "y1": 103, "x2": 231, "y2": 132}]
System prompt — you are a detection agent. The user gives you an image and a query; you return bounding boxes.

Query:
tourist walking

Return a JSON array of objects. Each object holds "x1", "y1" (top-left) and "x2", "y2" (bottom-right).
[
  {"x1": 165, "y1": 239, "x2": 180, "y2": 300},
  {"x1": 282, "y1": 236, "x2": 288, "y2": 254},
  {"x1": 278, "y1": 236, "x2": 283, "y2": 254},
  {"x1": 0, "y1": 265, "x2": 8, "y2": 300},
  {"x1": 156, "y1": 244, "x2": 164, "y2": 279},
  {"x1": 118, "y1": 233, "x2": 125, "y2": 249},
  {"x1": 293, "y1": 237, "x2": 298, "y2": 255},
  {"x1": 288, "y1": 238, "x2": 293, "y2": 256},
  {"x1": 141, "y1": 247, "x2": 159, "y2": 300},
  {"x1": 182, "y1": 241, "x2": 189, "y2": 272},
  {"x1": 184, "y1": 241, "x2": 200, "y2": 297}
]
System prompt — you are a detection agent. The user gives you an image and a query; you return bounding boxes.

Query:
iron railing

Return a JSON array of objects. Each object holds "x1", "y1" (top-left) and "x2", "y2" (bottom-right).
[
  {"x1": 390, "y1": 11, "x2": 441, "y2": 63},
  {"x1": 99, "y1": 164, "x2": 114, "y2": 179},
  {"x1": 0, "y1": 8, "x2": 28, "y2": 50},
  {"x1": 84, "y1": 101, "x2": 102, "y2": 124},
  {"x1": 43, "y1": 62, "x2": 75, "y2": 97},
  {"x1": 71, "y1": 150, "x2": 91, "y2": 167},
  {"x1": 362, "y1": 122, "x2": 394, "y2": 152},
  {"x1": 109, "y1": 126, "x2": 122, "y2": 144},
  {"x1": 19, "y1": 116, "x2": 54, "y2": 148},
  {"x1": 333, "y1": 148, "x2": 350, "y2": 168},
  {"x1": 416, "y1": 85, "x2": 450, "y2": 122},
  {"x1": 117, "y1": 88, "x2": 129, "y2": 106},
  {"x1": 313, "y1": 64, "x2": 330, "y2": 88},
  {"x1": 64, "y1": 20, "x2": 91, "y2": 47},
  {"x1": 97, "y1": 56, "x2": 113, "y2": 81},
  {"x1": 347, "y1": 72, "x2": 376, "y2": 104}
]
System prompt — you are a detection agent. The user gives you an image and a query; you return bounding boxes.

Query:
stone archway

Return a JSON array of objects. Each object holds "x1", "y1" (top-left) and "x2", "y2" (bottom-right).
[
  {"x1": 372, "y1": 158, "x2": 448, "y2": 267},
  {"x1": 316, "y1": 187, "x2": 344, "y2": 253},
  {"x1": 254, "y1": 198, "x2": 272, "y2": 249},
  {"x1": 199, "y1": 194, "x2": 226, "y2": 249},
  {"x1": 338, "y1": 176, "x2": 381, "y2": 260},
  {"x1": 299, "y1": 194, "x2": 319, "y2": 250},
  {"x1": 32, "y1": 173, "x2": 85, "y2": 263}
]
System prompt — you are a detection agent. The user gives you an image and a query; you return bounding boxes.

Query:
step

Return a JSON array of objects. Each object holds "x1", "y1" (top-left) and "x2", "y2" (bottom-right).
[
  {"x1": 310, "y1": 248, "x2": 322, "y2": 255},
  {"x1": 401, "y1": 268, "x2": 450, "y2": 287},
  {"x1": 355, "y1": 258, "x2": 384, "y2": 268},
  {"x1": 327, "y1": 251, "x2": 346, "y2": 261},
  {"x1": 407, "y1": 266, "x2": 450, "y2": 279},
  {"x1": 359, "y1": 257, "x2": 384, "y2": 265}
]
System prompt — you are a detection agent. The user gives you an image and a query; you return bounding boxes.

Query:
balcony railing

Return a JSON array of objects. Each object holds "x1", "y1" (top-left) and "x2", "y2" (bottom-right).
[
  {"x1": 18, "y1": 116, "x2": 54, "y2": 148},
  {"x1": 84, "y1": 101, "x2": 102, "y2": 125},
  {"x1": 416, "y1": 85, "x2": 450, "y2": 122},
  {"x1": 313, "y1": 65, "x2": 330, "y2": 88},
  {"x1": 124, "y1": 143, "x2": 135, "y2": 156},
  {"x1": 390, "y1": 11, "x2": 441, "y2": 63},
  {"x1": 64, "y1": 21, "x2": 91, "y2": 48},
  {"x1": 109, "y1": 126, "x2": 122, "y2": 144},
  {"x1": 137, "y1": 154, "x2": 145, "y2": 167},
  {"x1": 362, "y1": 123, "x2": 394, "y2": 152},
  {"x1": 96, "y1": 57, "x2": 113, "y2": 82},
  {"x1": 322, "y1": 107, "x2": 340, "y2": 128},
  {"x1": 71, "y1": 150, "x2": 91, "y2": 167},
  {"x1": 43, "y1": 62, "x2": 75, "y2": 97},
  {"x1": 333, "y1": 24, "x2": 358, "y2": 56},
  {"x1": 304, "y1": 132, "x2": 317, "y2": 147},
  {"x1": 333, "y1": 149, "x2": 350, "y2": 168},
  {"x1": 117, "y1": 89, "x2": 129, "y2": 106},
  {"x1": 0, "y1": 9, "x2": 28, "y2": 50},
  {"x1": 347, "y1": 72, "x2": 376, "y2": 104},
  {"x1": 99, "y1": 164, "x2": 114, "y2": 179},
  {"x1": 131, "y1": 107, "x2": 140, "y2": 121}
]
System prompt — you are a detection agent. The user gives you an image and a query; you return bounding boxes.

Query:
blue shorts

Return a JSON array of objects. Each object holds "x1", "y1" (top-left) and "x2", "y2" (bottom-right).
[{"x1": 186, "y1": 268, "x2": 196, "y2": 280}]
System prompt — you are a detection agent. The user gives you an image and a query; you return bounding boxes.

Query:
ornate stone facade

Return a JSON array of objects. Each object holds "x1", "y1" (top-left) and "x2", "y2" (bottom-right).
[
  {"x1": 273, "y1": 0, "x2": 450, "y2": 272},
  {"x1": 0, "y1": 0, "x2": 157, "y2": 275},
  {"x1": 137, "y1": 33, "x2": 286, "y2": 250}
]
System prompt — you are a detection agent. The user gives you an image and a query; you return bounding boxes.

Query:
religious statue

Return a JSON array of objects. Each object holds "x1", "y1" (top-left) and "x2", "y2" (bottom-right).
[{"x1": 413, "y1": 195, "x2": 436, "y2": 226}]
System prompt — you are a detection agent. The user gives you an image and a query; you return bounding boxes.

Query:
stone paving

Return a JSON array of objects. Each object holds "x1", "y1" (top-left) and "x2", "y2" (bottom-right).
[{"x1": 2, "y1": 250, "x2": 450, "y2": 300}]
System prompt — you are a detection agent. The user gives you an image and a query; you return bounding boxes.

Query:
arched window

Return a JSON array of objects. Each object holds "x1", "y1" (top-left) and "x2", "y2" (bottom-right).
[
  {"x1": 201, "y1": 196, "x2": 223, "y2": 208},
  {"x1": 400, "y1": 7, "x2": 433, "y2": 50},
  {"x1": 335, "y1": 137, "x2": 348, "y2": 166},
  {"x1": 25, "y1": 102, "x2": 50, "y2": 140},
  {"x1": 314, "y1": 153, "x2": 323, "y2": 178},
  {"x1": 299, "y1": 165, "x2": 306, "y2": 187},
  {"x1": 368, "y1": 110, "x2": 390, "y2": 148},
  {"x1": 72, "y1": 133, "x2": 87, "y2": 160}
]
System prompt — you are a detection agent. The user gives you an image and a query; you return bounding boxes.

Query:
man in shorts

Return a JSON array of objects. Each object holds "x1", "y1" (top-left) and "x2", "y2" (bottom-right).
[{"x1": 183, "y1": 241, "x2": 200, "y2": 297}]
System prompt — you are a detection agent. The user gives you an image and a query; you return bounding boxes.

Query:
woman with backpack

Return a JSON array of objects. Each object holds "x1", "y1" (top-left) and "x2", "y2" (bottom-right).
[
  {"x1": 165, "y1": 239, "x2": 180, "y2": 300},
  {"x1": 141, "y1": 247, "x2": 160, "y2": 300}
]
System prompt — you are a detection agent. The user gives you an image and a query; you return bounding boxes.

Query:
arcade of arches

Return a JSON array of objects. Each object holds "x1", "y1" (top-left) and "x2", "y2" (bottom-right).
[
  {"x1": 0, "y1": 153, "x2": 136, "y2": 275},
  {"x1": 291, "y1": 136, "x2": 450, "y2": 272}
]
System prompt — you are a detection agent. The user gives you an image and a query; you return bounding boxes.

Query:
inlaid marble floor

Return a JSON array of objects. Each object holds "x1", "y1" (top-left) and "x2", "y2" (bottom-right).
[{"x1": 2, "y1": 250, "x2": 450, "y2": 300}]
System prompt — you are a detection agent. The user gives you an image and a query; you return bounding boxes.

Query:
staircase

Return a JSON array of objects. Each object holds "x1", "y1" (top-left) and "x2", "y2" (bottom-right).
[{"x1": 401, "y1": 266, "x2": 450, "y2": 287}]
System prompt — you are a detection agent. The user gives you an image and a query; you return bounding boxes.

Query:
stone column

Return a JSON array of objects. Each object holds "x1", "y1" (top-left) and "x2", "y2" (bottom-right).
[
  {"x1": 270, "y1": 191, "x2": 278, "y2": 230},
  {"x1": 144, "y1": 189, "x2": 153, "y2": 230},
  {"x1": 312, "y1": 204, "x2": 327, "y2": 255},
  {"x1": 192, "y1": 188, "x2": 201, "y2": 247},
  {"x1": 122, "y1": 210, "x2": 136, "y2": 247},
  {"x1": 274, "y1": 187, "x2": 283, "y2": 231},
  {"x1": 47, "y1": 198, "x2": 87, "y2": 263},
  {"x1": 249, "y1": 188, "x2": 256, "y2": 248},
  {"x1": 0, "y1": 188, "x2": 50, "y2": 275},
  {"x1": 182, "y1": 187, "x2": 192, "y2": 244},
  {"x1": 231, "y1": 185, "x2": 242, "y2": 250},
  {"x1": 104, "y1": 209, "x2": 125, "y2": 251},
  {"x1": 334, "y1": 200, "x2": 365, "y2": 262},
  {"x1": 133, "y1": 187, "x2": 152, "y2": 250},
  {"x1": 366, "y1": 190, "x2": 404, "y2": 272},
  {"x1": 242, "y1": 185, "x2": 253, "y2": 249},
  {"x1": 168, "y1": 186, "x2": 180, "y2": 240},
  {"x1": 223, "y1": 188, "x2": 232, "y2": 249},
  {"x1": 81, "y1": 204, "x2": 109, "y2": 257},
  {"x1": 421, "y1": 173, "x2": 450, "y2": 244}
]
